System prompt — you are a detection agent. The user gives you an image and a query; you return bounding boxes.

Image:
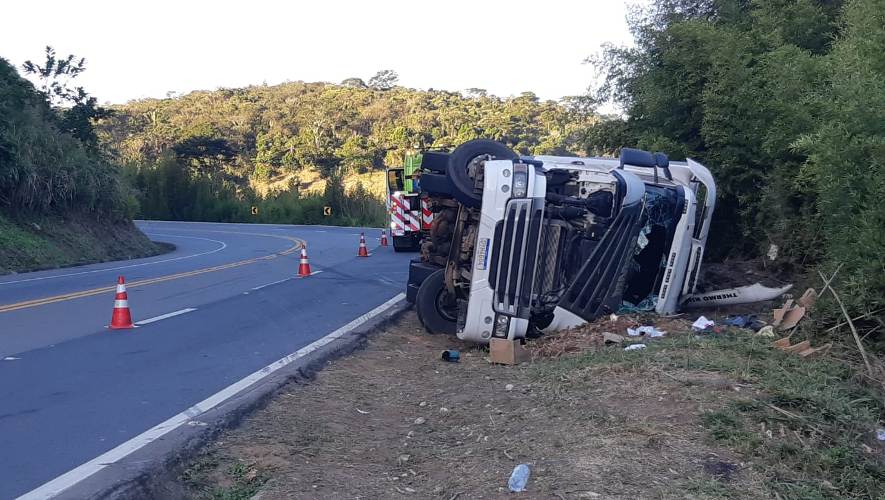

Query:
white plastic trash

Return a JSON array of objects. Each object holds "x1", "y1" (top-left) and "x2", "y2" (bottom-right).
[
  {"x1": 624, "y1": 344, "x2": 647, "y2": 351},
  {"x1": 692, "y1": 316, "x2": 715, "y2": 331},
  {"x1": 508, "y1": 464, "x2": 531, "y2": 492}
]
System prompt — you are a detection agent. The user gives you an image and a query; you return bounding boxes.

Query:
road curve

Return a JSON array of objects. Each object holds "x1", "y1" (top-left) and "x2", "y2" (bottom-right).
[{"x1": 0, "y1": 221, "x2": 412, "y2": 499}]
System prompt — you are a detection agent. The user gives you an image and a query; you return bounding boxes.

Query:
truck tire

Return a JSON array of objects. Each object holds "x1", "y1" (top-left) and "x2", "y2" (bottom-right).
[
  {"x1": 415, "y1": 269, "x2": 457, "y2": 335},
  {"x1": 446, "y1": 139, "x2": 517, "y2": 208}
]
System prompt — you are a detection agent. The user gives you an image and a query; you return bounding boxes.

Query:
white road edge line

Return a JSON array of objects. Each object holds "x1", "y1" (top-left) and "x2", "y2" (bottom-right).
[
  {"x1": 18, "y1": 292, "x2": 405, "y2": 500},
  {"x1": 134, "y1": 308, "x2": 197, "y2": 326},
  {"x1": 251, "y1": 277, "x2": 292, "y2": 290},
  {"x1": 0, "y1": 235, "x2": 228, "y2": 286}
]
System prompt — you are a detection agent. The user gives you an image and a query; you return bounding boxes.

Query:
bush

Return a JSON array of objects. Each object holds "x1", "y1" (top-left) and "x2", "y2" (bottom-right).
[{"x1": 126, "y1": 156, "x2": 386, "y2": 227}]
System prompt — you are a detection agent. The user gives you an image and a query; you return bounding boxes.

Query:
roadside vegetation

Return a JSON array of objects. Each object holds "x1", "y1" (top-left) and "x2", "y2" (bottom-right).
[
  {"x1": 586, "y1": 0, "x2": 884, "y2": 329},
  {"x1": 0, "y1": 50, "x2": 159, "y2": 273}
]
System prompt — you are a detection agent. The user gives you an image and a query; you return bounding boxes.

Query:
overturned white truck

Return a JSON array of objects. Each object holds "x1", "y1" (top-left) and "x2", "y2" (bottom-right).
[{"x1": 405, "y1": 140, "x2": 771, "y2": 343}]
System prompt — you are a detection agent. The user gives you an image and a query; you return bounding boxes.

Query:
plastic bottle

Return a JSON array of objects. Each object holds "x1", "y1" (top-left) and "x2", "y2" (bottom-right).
[{"x1": 508, "y1": 463, "x2": 530, "y2": 492}]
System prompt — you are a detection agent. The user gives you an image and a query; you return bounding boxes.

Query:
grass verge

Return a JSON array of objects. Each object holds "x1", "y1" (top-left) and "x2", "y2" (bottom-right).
[
  {"x1": 0, "y1": 212, "x2": 165, "y2": 274},
  {"x1": 534, "y1": 330, "x2": 885, "y2": 498},
  {"x1": 173, "y1": 313, "x2": 884, "y2": 499}
]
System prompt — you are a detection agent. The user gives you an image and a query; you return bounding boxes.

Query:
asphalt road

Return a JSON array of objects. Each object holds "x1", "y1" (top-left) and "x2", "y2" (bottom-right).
[{"x1": 0, "y1": 221, "x2": 412, "y2": 499}]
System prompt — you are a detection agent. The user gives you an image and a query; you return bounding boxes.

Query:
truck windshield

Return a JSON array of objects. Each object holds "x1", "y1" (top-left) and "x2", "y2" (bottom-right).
[{"x1": 387, "y1": 169, "x2": 404, "y2": 192}]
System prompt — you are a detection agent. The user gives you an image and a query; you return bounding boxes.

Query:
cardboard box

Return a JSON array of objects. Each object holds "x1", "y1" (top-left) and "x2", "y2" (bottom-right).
[{"x1": 489, "y1": 338, "x2": 530, "y2": 365}]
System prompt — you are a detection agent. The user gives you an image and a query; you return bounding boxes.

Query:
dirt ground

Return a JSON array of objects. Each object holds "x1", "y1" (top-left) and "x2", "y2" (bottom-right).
[{"x1": 178, "y1": 311, "x2": 776, "y2": 500}]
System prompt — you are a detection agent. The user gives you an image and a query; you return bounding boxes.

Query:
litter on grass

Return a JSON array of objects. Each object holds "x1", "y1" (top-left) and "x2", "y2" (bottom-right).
[
  {"x1": 627, "y1": 325, "x2": 666, "y2": 338},
  {"x1": 723, "y1": 315, "x2": 764, "y2": 330},
  {"x1": 692, "y1": 316, "x2": 715, "y2": 331},
  {"x1": 625, "y1": 344, "x2": 647, "y2": 351}
]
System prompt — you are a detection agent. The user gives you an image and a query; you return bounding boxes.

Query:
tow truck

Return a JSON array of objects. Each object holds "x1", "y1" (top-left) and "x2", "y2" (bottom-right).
[
  {"x1": 386, "y1": 154, "x2": 432, "y2": 252},
  {"x1": 406, "y1": 140, "x2": 718, "y2": 343}
]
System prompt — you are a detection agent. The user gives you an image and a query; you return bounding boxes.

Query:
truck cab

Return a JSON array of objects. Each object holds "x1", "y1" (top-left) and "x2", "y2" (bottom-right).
[{"x1": 407, "y1": 140, "x2": 716, "y2": 343}]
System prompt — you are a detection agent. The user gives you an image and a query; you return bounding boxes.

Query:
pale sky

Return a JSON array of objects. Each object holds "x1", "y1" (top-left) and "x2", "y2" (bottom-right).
[{"x1": 1, "y1": 0, "x2": 637, "y2": 104}]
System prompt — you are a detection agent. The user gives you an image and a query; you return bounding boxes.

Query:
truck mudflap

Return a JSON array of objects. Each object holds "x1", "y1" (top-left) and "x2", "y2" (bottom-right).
[{"x1": 556, "y1": 170, "x2": 646, "y2": 322}]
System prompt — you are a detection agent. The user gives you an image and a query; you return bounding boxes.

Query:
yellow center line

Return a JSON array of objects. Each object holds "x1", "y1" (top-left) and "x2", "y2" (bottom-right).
[{"x1": 0, "y1": 232, "x2": 304, "y2": 314}]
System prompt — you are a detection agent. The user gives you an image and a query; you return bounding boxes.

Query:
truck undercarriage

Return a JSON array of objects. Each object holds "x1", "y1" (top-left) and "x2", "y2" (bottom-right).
[{"x1": 407, "y1": 139, "x2": 718, "y2": 343}]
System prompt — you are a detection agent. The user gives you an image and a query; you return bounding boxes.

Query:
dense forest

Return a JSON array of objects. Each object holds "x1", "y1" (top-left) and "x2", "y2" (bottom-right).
[
  {"x1": 584, "y1": 0, "x2": 883, "y2": 322},
  {"x1": 97, "y1": 78, "x2": 597, "y2": 225}
]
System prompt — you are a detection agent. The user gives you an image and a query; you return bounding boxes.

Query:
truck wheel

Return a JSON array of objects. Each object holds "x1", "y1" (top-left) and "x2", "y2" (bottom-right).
[
  {"x1": 446, "y1": 139, "x2": 517, "y2": 208},
  {"x1": 415, "y1": 269, "x2": 457, "y2": 335}
]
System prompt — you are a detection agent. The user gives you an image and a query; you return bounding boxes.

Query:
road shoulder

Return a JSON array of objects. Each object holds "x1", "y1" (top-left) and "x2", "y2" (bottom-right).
[
  {"x1": 46, "y1": 296, "x2": 409, "y2": 500},
  {"x1": 171, "y1": 311, "x2": 884, "y2": 499}
]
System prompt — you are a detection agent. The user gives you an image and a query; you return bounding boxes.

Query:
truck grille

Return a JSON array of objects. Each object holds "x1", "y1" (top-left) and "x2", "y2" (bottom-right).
[
  {"x1": 535, "y1": 220, "x2": 570, "y2": 300},
  {"x1": 488, "y1": 199, "x2": 544, "y2": 318}
]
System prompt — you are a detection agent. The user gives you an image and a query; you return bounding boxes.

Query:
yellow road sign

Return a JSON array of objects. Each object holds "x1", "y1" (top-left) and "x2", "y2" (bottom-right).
[
  {"x1": 251, "y1": 206, "x2": 258, "y2": 216},
  {"x1": 323, "y1": 206, "x2": 332, "y2": 216}
]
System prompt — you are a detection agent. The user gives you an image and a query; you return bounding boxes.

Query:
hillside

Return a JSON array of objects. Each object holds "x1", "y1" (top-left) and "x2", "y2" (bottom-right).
[
  {"x1": 96, "y1": 81, "x2": 597, "y2": 226},
  {"x1": 0, "y1": 55, "x2": 159, "y2": 274},
  {"x1": 99, "y1": 82, "x2": 595, "y2": 182}
]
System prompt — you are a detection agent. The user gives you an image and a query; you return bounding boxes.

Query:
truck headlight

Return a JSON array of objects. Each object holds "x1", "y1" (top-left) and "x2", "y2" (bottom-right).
[
  {"x1": 512, "y1": 164, "x2": 528, "y2": 198},
  {"x1": 494, "y1": 314, "x2": 510, "y2": 337}
]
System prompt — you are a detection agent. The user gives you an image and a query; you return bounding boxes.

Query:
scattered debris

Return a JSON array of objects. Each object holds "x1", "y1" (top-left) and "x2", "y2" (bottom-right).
[
  {"x1": 772, "y1": 337, "x2": 832, "y2": 357},
  {"x1": 2, "y1": 356, "x2": 20, "y2": 361},
  {"x1": 413, "y1": 417, "x2": 426, "y2": 425},
  {"x1": 683, "y1": 282, "x2": 793, "y2": 308},
  {"x1": 876, "y1": 428, "x2": 885, "y2": 441},
  {"x1": 505, "y1": 384, "x2": 514, "y2": 391},
  {"x1": 619, "y1": 296, "x2": 657, "y2": 313},
  {"x1": 771, "y1": 287, "x2": 818, "y2": 331},
  {"x1": 797, "y1": 288, "x2": 818, "y2": 308},
  {"x1": 624, "y1": 344, "x2": 647, "y2": 351},
  {"x1": 507, "y1": 464, "x2": 531, "y2": 492},
  {"x1": 723, "y1": 315, "x2": 765, "y2": 330},
  {"x1": 603, "y1": 332, "x2": 624, "y2": 344},
  {"x1": 626, "y1": 325, "x2": 666, "y2": 337},
  {"x1": 755, "y1": 325, "x2": 775, "y2": 337},
  {"x1": 441, "y1": 350, "x2": 460, "y2": 362},
  {"x1": 767, "y1": 244, "x2": 779, "y2": 261},
  {"x1": 489, "y1": 338, "x2": 530, "y2": 365},
  {"x1": 692, "y1": 316, "x2": 715, "y2": 331},
  {"x1": 356, "y1": 408, "x2": 370, "y2": 414},
  {"x1": 775, "y1": 305, "x2": 806, "y2": 331},
  {"x1": 439, "y1": 407, "x2": 450, "y2": 415}
]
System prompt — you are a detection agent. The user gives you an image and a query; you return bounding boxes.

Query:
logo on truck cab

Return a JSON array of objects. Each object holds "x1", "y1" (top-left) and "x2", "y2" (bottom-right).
[{"x1": 475, "y1": 238, "x2": 490, "y2": 270}]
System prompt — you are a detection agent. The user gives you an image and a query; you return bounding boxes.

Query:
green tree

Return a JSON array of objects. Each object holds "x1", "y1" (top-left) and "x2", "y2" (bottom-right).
[{"x1": 368, "y1": 69, "x2": 398, "y2": 90}]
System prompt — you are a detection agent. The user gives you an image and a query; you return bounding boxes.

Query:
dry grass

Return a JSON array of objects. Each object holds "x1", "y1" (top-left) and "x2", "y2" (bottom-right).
[
  {"x1": 178, "y1": 312, "x2": 791, "y2": 500},
  {"x1": 251, "y1": 169, "x2": 386, "y2": 198}
]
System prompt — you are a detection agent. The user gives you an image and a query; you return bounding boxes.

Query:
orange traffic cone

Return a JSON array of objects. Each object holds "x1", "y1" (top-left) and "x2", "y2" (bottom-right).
[
  {"x1": 380, "y1": 230, "x2": 389, "y2": 247},
  {"x1": 298, "y1": 244, "x2": 312, "y2": 277},
  {"x1": 109, "y1": 276, "x2": 135, "y2": 329},
  {"x1": 357, "y1": 233, "x2": 369, "y2": 257}
]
